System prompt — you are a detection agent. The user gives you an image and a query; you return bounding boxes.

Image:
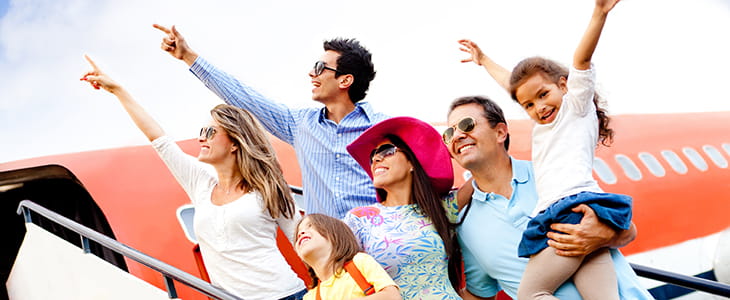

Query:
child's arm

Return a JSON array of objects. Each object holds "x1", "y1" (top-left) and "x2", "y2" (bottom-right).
[
  {"x1": 574, "y1": 0, "x2": 620, "y2": 70},
  {"x1": 81, "y1": 55, "x2": 165, "y2": 142},
  {"x1": 458, "y1": 39, "x2": 511, "y2": 91}
]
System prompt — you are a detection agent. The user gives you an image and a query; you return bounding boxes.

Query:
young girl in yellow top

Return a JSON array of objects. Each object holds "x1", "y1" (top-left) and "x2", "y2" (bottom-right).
[{"x1": 294, "y1": 214, "x2": 401, "y2": 300}]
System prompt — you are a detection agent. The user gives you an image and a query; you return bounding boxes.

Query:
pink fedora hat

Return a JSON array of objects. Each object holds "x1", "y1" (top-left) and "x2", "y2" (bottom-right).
[{"x1": 346, "y1": 116, "x2": 454, "y2": 196}]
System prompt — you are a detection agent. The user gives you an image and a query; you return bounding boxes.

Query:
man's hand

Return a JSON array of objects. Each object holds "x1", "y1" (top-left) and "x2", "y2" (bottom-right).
[
  {"x1": 547, "y1": 204, "x2": 617, "y2": 257},
  {"x1": 153, "y1": 24, "x2": 198, "y2": 66}
]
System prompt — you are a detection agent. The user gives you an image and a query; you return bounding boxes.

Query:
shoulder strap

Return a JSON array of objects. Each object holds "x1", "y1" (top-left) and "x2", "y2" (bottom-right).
[{"x1": 344, "y1": 260, "x2": 375, "y2": 295}]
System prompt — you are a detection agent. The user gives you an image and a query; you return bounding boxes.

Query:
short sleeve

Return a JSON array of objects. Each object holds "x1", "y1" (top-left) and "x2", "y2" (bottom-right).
[
  {"x1": 352, "y1": 253, "x2": 397, "y2": 293},
  {"x1": 342, "y1": 207, "x2": 371, "y2": 248},
  {"x1": 462, "y1": 240, "x2": 500, "y2": 297},
  {"x1": 442, "y1": 190, "x2": 460, "y2": 223}
]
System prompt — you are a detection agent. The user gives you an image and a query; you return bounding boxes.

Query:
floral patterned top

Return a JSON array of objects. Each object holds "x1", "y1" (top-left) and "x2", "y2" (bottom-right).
[{"x1": 343, "y1": 191, "x2": 461, "y2": 300}]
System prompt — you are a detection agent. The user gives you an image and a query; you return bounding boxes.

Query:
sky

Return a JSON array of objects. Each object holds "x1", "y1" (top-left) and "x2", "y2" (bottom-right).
[{"x1": 1, "y1": 0, "x2": 729, "y2": 163}]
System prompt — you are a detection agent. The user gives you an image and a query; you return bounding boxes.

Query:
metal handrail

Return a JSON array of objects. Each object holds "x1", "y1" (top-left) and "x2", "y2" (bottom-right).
[
  {"x1": 631, "y1": 263, "x2": 730, "y2": 297},
  {"x1": 16, "y1": 200, "x2": 243, "y2": 300},
  {"x1": 289, "y1": 185, "x2": 303, "y2": 196}
]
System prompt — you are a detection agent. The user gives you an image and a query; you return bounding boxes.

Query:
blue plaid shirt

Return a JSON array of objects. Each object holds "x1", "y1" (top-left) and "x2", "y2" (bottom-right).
[{"x1": 190, "y1": 57, "x2": 388, "y2": 218}]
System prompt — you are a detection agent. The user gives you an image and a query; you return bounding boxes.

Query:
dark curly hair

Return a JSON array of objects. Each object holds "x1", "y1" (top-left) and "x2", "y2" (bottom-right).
[
  {"x1": 508, "y1": 56, "x2": 614, "y2": 146},
  {"x1": 324, "y1": 38, "x2": 376, "y2": 103}
]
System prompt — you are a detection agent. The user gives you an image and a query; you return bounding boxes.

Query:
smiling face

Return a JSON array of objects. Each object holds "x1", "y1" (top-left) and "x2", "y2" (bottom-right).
[
  {"x1": 446, "y1": 103, "x2": 508, "y2": 171},
  {"x1": 309, "y1": 50, "x2": 342, "y2": 103},
  {"x1": 197, "y1": 120, "x2": 237, "y2": 165},
  {"x1": 294, "y1": 217, "x2": 331, "y2": 263},
  {"x1": 514, "y1": 72, "x2": 567, "y2": 124},
  {"x1": 370, "y1": 139, "x2": 413, "y2": 191}
]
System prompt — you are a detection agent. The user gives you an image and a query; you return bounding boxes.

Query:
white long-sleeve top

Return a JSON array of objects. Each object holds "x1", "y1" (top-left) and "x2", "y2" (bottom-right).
[
  {"x1": 151, "y1": 136, "x2": 305, "y2": 299},
  {"x1": 531, "y1": 66, "x2": 604, "y2": 216}
]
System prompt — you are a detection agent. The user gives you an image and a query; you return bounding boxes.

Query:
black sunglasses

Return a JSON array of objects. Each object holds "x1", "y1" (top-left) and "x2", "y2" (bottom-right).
[
  {"x1": 369, "y1": 144, "x2": 400, "y2": 164},
  {"x1": 199, "y1": 126, "x2": 217, "y2": 140},
  {"x1": 312, "y1": 61, "x2": 338, "y2": 76},
  {"x1": 442, "y1": 116, "x2": 476, "y2": 144}
]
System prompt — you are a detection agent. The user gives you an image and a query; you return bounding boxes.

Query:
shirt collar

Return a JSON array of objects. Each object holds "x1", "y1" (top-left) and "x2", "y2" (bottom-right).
[
  {"x1": 510, "y1": 156, "x2": 529, "y2": 185},
  {"x1": 470, "y1": 156, "x2": 529, "y2": 203},
  {"x1": 318, "y1": 101, "x2": 374, "y2": 123},
  {"x1": 470, "y1": 179, "x2": 490, "y2": 203}
]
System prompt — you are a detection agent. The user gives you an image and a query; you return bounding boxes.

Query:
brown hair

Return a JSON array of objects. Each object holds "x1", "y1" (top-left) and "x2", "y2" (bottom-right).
[
  {"x1": 210, "y1": 104, "x2": 297, "y2": 218},
  {"x1": 375, "y1": 135, "x2": 463, "y2": 290},
  {"x1": 297, "y1": 214, "x2": 361, "y2": 288},
  {"x1": 449, "y1": 95, "x2": 510, "y2": 151},
  {"x1": 508, "y1": 57, "x2": 614, "y2": 146}
]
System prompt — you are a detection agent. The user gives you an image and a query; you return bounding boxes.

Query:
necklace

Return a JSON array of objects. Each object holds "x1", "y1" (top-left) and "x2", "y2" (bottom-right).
[{"x1": 217, "y1": 184, "x2": 233, "y2": 195}]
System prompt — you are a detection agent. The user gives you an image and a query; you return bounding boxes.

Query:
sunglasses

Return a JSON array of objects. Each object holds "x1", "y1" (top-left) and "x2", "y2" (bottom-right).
[
  {"x1": 369, "y1": 144, "x2": 400, "y2": 164},
  {"x1": 442, "y1": 116, "x2": 476, "y2": 144},
  {"x1": 312, "y1": 61, "x2": 339, "y2": 76},
  {"x1": 199, "y1": 126, "x2": 217, "y2": 141}
]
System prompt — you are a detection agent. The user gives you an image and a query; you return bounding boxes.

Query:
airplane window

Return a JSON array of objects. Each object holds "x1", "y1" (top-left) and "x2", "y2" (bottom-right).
[
  {"x1": 661, "y1": 150, "x2": 688, "y2": 174},
  {"x1": 593, "y1": 157, "x2": 617, "y2": 184},
  {"x1": 615, "y1": 154, "x2": 642, "y2": 181},
  {"x1": 702, "y1": 145, "x2": 728, "y2": 168},
  {"x1": 682, "y1": 147, "x2": 708, "y2": 171},
  {"x1": 722, "y1": 143, "x2": 730, "y2": 157},
  {"x1": 638, "y1": 152, "x2": 666, "y2": 177}
]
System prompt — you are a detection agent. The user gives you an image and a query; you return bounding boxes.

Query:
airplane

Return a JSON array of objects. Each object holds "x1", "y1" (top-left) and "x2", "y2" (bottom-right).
[{"x1": 1, "y1": 111, "x2": 729, "y2": 299}]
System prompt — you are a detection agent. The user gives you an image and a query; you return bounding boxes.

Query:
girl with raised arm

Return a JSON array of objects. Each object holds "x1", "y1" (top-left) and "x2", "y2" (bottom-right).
[
  {"x1": 459, "y1": 1, "x2": 632, "y2": 299},
  {"x1": 81, "y1": 55, "x2": 307, "y2": 300}
]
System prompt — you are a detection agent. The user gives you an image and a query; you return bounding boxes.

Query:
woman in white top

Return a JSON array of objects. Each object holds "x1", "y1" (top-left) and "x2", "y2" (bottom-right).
[{"x1": 81, "y1": 55, "x2": 307, "y2": 300}]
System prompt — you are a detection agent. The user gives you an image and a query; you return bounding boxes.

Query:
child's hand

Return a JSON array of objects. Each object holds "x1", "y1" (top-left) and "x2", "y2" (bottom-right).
[
  {"x1": 80, "y1": 55, "x2": 121, "y2": 93},
  {"x1": 596, "y1": 0, "x2": 620, "y2": 14},
  {"x1": 458, "y1": 39, "x2": 486, "y2": 66}
]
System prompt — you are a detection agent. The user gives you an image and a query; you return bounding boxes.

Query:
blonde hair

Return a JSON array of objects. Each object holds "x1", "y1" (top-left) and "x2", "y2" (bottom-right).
[{"x1": 210, "y1": 104, "x2": 296, "y2": 219}]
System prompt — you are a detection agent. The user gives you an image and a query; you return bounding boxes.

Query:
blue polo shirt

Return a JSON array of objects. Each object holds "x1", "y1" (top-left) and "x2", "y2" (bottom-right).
[{"x1": 457, "y1": 158, "x2": 653, "y2": 299}]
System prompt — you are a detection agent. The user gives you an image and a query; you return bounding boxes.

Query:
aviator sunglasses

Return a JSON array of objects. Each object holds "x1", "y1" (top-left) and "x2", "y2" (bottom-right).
[
  {"x1": 442, "y1": 116, "x2": 476, "y2": 144},
  {"x1": 369, "y1": 144, "x2": 400, "y2": 164},
  {"x1": 199, "y1": 126, "x2": 217, "y2": 141},
  {"x1": 312, "y1": 61, "x2": 339, "y2": 76}
]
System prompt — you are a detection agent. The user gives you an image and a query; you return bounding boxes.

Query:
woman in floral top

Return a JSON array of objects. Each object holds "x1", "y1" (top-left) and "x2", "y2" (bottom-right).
[{"x1": 343, "y1": 116, "x2": 462, "y2": 300}]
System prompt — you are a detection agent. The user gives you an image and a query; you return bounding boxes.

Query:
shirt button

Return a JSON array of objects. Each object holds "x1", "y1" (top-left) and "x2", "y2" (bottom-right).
[
  {"x1": 336, "y1": 154, "x2": 341, "y2": 158},
  {"x1": 336, "y1": 177, "x2": 340, "y2": 181},
  {"x1": 338, "y1": 133, "x2": 342, "y2": 137}
]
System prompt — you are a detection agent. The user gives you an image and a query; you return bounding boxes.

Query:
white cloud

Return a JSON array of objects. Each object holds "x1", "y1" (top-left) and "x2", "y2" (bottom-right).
[{"x1": 1, "y1": 0, "x2": 729, "y2": 163}]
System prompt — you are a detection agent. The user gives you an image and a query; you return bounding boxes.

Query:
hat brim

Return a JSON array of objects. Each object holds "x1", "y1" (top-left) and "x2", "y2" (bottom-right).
[{"x1": 346, "y1": 116, "x2": 454, "y2": 197}]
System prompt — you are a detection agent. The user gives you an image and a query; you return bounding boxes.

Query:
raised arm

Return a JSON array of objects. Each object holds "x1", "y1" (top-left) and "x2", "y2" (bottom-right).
[
  {"x1": 81, "y1": 55, "x2": 165, "y2": 141},
  {"x1": 458, "y1": 39, "x2": 511, "y2": 91},
  {"x1": 153, "y1": 24, "x2": 199, "y2": 67},
  {"x1": 573, "y1": 0, "x2": 620, "y2": 70}
]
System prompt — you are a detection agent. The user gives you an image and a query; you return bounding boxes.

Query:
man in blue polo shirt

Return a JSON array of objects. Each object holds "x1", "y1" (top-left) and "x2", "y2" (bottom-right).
[
  {"x1": 445, "y1": 96, "x2": 653, "y2": 299},
  {"x1": 154, "y1": 25, "x2": 388, "y2": 218}
]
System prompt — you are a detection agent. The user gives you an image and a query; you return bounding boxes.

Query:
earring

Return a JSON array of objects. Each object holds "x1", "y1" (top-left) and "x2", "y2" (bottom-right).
[{"x1": 410, "y1": 168, "x2": 414, "y2": 172}]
